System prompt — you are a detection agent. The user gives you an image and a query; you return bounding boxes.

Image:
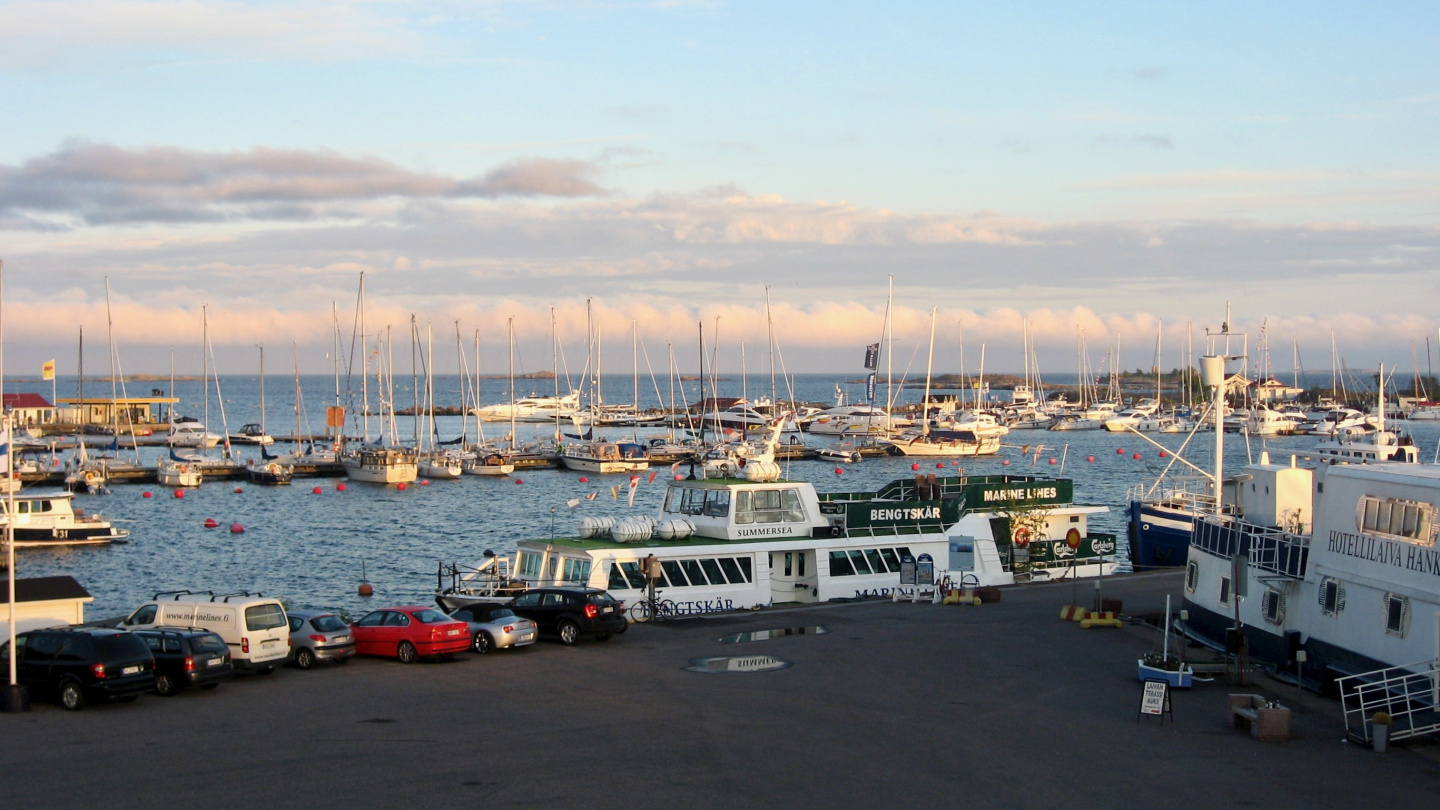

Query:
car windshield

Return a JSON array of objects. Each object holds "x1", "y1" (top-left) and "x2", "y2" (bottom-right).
[
  {"x1": 309, "y1": 615, "x2": 347, "y2": 632},
  {"x1": 190, "y1": 634, "x2": 228, "y2": 654},
  {"x1": 245, "y1": 604, "x2": 287, "y2": 631},
  {"x1": 412, "y1": 609, "x2": 451, "y2": 624},
  {"x1": 94, "y1": 634, "x2": 150, "y2": 659}
]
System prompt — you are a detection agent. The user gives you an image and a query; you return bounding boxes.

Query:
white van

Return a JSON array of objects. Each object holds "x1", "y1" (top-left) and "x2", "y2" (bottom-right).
[{"x1": 121, "y1": 591, "x2": 290, "y2": 673}]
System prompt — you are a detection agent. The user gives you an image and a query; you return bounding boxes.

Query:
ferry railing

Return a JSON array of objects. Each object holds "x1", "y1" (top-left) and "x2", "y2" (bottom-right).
[
  {"x1": 1191, "y1": 516, "x2": 1309, "y2": 579},
  {"x1": 1337, "y1": 660, "x2": 1440, "y2": 745},
  {"x1": 1127, "y1": 476, "x2": 1218, "y2": 512}
]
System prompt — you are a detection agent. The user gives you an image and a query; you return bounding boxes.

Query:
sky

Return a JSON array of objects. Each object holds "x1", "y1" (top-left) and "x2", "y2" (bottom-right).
[{"x1": 0, "y1": 0, "x2": 1438, "y2": 379}]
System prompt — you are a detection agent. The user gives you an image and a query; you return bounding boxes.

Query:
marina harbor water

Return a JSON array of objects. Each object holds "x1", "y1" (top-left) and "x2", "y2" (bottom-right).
[{"x1": 5, "y1": 373, "x2": 1440, "y2": 620}]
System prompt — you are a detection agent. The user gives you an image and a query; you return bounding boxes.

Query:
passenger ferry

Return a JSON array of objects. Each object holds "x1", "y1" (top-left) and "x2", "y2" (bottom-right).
[
  {"x1": 439, "y1": 471, "x2": 1118, "y2": 614},
  {"x1": 1181, "y1": 457, "x2": 1440, "y2": 695}
]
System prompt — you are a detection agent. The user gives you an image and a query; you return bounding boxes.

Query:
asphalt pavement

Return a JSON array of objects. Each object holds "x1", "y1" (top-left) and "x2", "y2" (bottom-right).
[{"x1": 2, "y1": 570, "x2": 1438, "y2": 809}]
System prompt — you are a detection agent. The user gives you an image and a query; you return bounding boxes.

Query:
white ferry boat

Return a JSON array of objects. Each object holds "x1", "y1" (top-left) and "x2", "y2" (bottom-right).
[
  {"x1": 440, "y1": 472, "x2": 1118, "y2": 614},
  {"x1": 1180, "y1": 458, "x2": 1440, "y2": 706}
]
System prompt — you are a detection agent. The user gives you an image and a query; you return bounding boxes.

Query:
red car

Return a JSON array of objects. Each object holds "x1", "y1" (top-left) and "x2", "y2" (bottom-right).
[{"x1": 350, "y1": 606, "x2": 471, "y2": 663}]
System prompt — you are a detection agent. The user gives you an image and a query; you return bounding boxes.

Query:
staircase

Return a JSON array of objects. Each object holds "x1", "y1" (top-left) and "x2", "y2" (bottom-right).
[{"x1": 1337, "y1": 660, "x2": 1440, "y2": 745}]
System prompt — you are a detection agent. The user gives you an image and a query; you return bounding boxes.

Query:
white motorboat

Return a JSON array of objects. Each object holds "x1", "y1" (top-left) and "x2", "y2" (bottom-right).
[
  {"x1": 229, "y1": 423, "x2": 274, "y2": 445},
  {"x1": 559, "y1": 440, "x2": 650, "y2": 474},
  {"x1": 807, "y1": 405, "x2": 910, "y2": 435},
  {"x1": 342, "y1": 445, "x2": 419, "y2": 484},
  {"x1": 472, "y1": 393, "x2": 581, "y2": 423},
  {"x1": 1243, "y1": 405, "x2": 1307, "y2": 436},
  {"x1": 167, "y1": 417, "x2": 221, "y2": 448},
  {"x1": 420, "y1": 451, "x2": 464, "y2": 480},
  {"x1": 1, "y1": 491, "x2": 130, "y2": 547}
]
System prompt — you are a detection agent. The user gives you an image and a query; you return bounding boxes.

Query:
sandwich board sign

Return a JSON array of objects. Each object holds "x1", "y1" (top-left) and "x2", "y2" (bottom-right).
[
  {"x1": 899, "y1": 554, "x2": 917, "y2": 586},
  {"x1": 916, "y1": 553, "x2": 935, "y2": 586},
  {"x1": 1138, "y1": 679, "x2": 1173, "y2": 724}
]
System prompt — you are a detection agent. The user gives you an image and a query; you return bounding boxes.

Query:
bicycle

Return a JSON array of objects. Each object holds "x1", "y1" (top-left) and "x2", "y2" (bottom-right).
[{"x1": 628, "y1": 590, "x2": 680, "y2": 623}]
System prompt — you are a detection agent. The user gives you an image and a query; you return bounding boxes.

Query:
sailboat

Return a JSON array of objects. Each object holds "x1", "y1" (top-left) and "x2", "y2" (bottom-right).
[
  {"x1": 455, "y1": 324, "x2": 514, "y2": 476},
  {"x1": 559, "y1": 305, "x2": 649, "y2": 473},
  {"x1": 415, "y1": 320, "x2": 463, "y2": 480},
  {"x1": 63, "y1": 326, "x2": 109, "y2": 493},
  {"x1": 885, "y1": 309, "x2": 1002, "y2": 457},
  {"x1": 244, "y1": 346, "x2": 293, "y2": 485},
  {"x1": 341, "y1": 274, "x2": 418, "y2": 485}
]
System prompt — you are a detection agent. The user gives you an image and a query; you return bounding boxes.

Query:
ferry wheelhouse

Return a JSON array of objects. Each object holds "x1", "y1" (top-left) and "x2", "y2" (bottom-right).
[{"x1": 441, "y1": 473, "x2": 1118, "y2": 614}]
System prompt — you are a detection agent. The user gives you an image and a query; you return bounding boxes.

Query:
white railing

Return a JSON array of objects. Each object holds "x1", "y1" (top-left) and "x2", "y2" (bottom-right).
[
  {"x1": 1128, "y1": 476, "x2": 1218, "y2": 512},
  {"x1": 1337, "y1": 660, "x2": 1440, "y2": 744}
]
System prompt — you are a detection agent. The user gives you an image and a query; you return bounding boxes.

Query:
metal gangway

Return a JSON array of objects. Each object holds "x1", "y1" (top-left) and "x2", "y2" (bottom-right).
[{"x1": 1337, "y1": 660, "x2": 1440, "y2": 745}]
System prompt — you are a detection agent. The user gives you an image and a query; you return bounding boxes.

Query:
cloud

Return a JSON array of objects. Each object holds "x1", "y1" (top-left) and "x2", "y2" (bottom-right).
[
  {"x1": 0, "y1": 142, "x2": 605, "y2": 225},
  {"x1": 1133, "y1": 135, "x2": 1174, "y2": 149}
]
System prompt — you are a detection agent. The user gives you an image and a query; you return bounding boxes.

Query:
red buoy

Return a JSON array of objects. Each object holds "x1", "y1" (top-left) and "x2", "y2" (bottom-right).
[
  {"x1": 579, "y1": 476, "x2": 589, "y2": 483},
  {"x1": 1086, "y1": 456, "x2": 1095, "y2": 462},
  {"x1": 674, "y1": 474, "x2": 683, "y2": 480},
  {"x1": 1048, "y1": 458, "x2": 1057, "y2": 465},
  {"x1": 204, "y1": 518, "x2": 218, "y2": 528},
  {"x1": 1117, "y1": 448, "x2": 1125, "y2": 454},
  {"x1": 420, "y1": 480, "x2": 430, "y2": 486},
  {"x1": 312, "y1": 487, "x2": 323, "y2": 494},
  {"x1": 229, "y1": 523, "x2": 244, "y2": 534},
  {"x1": 336, "y1": 482, "x2": 347, "y2": 491},
  {"x1": 1002, "y1": 459, "x2": 1011, "y2": 466},
  {"x1": 397, "y1": 482, "x2": 408, "y2": 491},
  {"x1": 1159, "y1": 451, "x2": 1168, "y2": 458},
  {"x1": 910, "y1": 463, "x2": 920, "y2": 471},
  {"x1": 515, "y1": 479, "x2": 524, "y2": 485},
  {"x1": 834, "y1": 468, "x2": 844, "y2": 475},
  {"x1": 1133, "y1": 453, "x2": 1142, "y2": 460},
  {"x1": 358, "y1": 582, "x2": 374, "y2": 597},
  {"x1": 936, "y1": 462, "x2": 946, "y2": 469},
  {"x1": 142, "y1": 491, "x2": 153, "y2": 498},
  {"x1": 174, "y1": 490, "x2": 185, "y2": 499},
  {"x1": 233, "y1": 487, "x2": 243, "y2": 493}
]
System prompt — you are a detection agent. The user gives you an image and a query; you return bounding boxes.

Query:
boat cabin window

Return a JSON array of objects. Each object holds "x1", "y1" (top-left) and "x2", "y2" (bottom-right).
[
  {"x1": 666, "y1": 487, "x2": 728, "y2": 518},
  {"x1": 517, "y1": 552, "x2": 543, "y2": 578},
  {"x1": 611, "y1": 555, "x2": 754, "y2": 590},
  {"x1": 562, "y1": 558, "x2": 592, "y2": 584},
  {"x1": 1184, "y1": 561, "x2": 1198, "y2": 593},
  {"x1": 1384, "y1": 593, "x2": 1410, "y2": 637},
  {"x1": 1218, "y1": 575, "x2": 1231, "y2": 607},
  {"x1": 827, "y1": 546, "x2": 913, "y2": 577},
  {"x1": 1356, "y1": 496, "x2": 1437, "y2": 546},
  {"x1": 734, "y1": 488, "x2": 805, "y2": 525},
  {"x1": 1320, "y1": 577, "x2": 1345, "y2": 617},
  {"x1": 704, "y1": 490, "x2": 731, "y2": 518}
]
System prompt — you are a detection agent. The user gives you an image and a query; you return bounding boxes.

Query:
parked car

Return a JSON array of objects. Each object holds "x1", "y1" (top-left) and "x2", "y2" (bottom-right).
[
  {"x1": 350, "y1": 606, "x2": 470, "y2": 663},
  {"x1": 120, "y1": 591, "x2": 290, "y2": 673},
  {"x1": 288, "y1": 610, "x2": 356, "y2": 668},
  {"x1": 0, "y1": 627, "x2": 154, "y2": 710},
  {"x1": 507, "y1": 587, "x2": 626, "y2": 645},
  {"x1": 446, "y1": 603, "x2": 538, "y2": 654},
  {"x1": 131, "y1": 628, "x2": 233, "y2": 696}
]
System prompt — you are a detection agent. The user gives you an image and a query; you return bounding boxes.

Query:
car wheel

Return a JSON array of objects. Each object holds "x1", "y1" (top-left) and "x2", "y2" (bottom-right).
[
  {"x1": 333, "y1": 655, "x2": 350, "y2": 666},
  {"x1": 557, "y1": 620, "x2": 580, "y2": 646},
  {"x1": 397, "y1": 641, "x2": 418, "y2": 663},
  {"x1": 59, "y1": 680, "x2": 86, "y2": 711},
  {"x1": 614, "y1": 619, "x2": 628, "y2": 634},
  {"x1": 595, "y1": 632, "x2": 613, "y2": 642},
  {"x1": 473, "y1": 632, "x2": 494, "y2": 654},
  {"x1": 295, "y1": 648, "x2": 316, "y2": 670},
  {"x1": 155, "y1": 674, "x2": 178, "y2": 697}
]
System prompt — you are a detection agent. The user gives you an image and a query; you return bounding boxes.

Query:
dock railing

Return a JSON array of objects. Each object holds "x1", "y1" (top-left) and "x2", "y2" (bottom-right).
[{"x1": 1337, "y1": 660, "x2": 1440, "y2": 745}]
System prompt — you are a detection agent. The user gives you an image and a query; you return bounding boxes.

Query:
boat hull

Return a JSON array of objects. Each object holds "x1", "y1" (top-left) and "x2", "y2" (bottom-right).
[{"x1": 1128, "y1": 501, "x2": 1194, "y2": 569}]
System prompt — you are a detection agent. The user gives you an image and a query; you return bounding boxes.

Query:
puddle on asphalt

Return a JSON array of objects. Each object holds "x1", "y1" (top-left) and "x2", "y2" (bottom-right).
[
  {"x1": 683, "y1": 655, "x2": 792, "y2": 674},
  {"x1": 716, "y1": 626, "x2": 829, "y2": 644}
]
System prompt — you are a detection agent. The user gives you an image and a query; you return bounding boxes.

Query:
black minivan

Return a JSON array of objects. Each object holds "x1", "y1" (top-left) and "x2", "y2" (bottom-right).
[
  {"x1": 132, "y1": 628, "x2": 234, "y2": 695},
  {"x1": 0, "y1": 628, "x2": 155, "y2": 710},
  {"x1": 508, "y1": 587, "x2": 626, "y2": 645}
]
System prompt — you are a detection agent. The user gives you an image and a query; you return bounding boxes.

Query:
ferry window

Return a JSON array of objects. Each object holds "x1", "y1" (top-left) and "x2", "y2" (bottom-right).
[
  {"x1": 896, "y1": 547, "x2": 913, "y2": 560},
  {"x1": 1218, "y1": 575, "x2": 1231, "y2": 607},
  {"x1": 1262, "y1": 590, "x2": 1284, "y2": 625},
  {"x1": 829, "y1": 551, "x2": 856, "y2": 577},
  {"x1": 797, "y1": 554, "x2": 805, "y2": 577},
  {"x1": 848, "y1": 550, "x2": 873, "y2": 575},
  {"x1": 518, "y1": 552, "x2": 542, "y2": 578},
  {"x1": 678, "y1": 489, "x2": 705, "y2": 516},
  {"x1": 718, "y1": 557, "x2": 745, "y2": 584},
  {"x1": 736, "y1": 557, "x2": 753, "y2": 582},
  {"x1": 682, "y1": 559, "x2": 709, "y2": 586},
  {"x1": 1357, "y1": 496, "x2": 1436, "y2": 545},
  {"x1": 618, "y1": 562, "x2": 647, "y2": 589},
  {"x1": 1320, "y1": 578, "x2": 1345, "y2": 616},
  {"x1": 663, "y1": 489, "x2": 678, "y2": 514},
  {"x1": 700, "y1": 558, "x2": 726, "y2": 584},
  {"x1": 662, "y1": 560, "x2": 689, "y2": 587},
  {"x1": 879, "y1": 548, "x2": 901, "y2": 573},
  {"x1": 1184, "y1": 561, "x2": 1198, "y2": 593},
  {"x1": 782, "y1": 552, "x2": 793, "y2": 577},
  {"x1": 608, "y1": 564, "x2": 628, "y2": 591},
  {"x1": 40, "y1": 501, "x2": 53, "y2": 513},
  {"x1": 1384, "y1": 594, "x2": 1409, "y2": 637},
  {"x1": 864, "y1": 549, "x2": 886, "y2": 576},
  {"x1": 781, "y1": 489, "x2": 804, "y2": 521},
  {"x1": 547, "y1": 556, "x2": 560, "y2": 581},
  {"x1": 734, "y1": 491, "x2": 753, "y2": 524},
  {"x1": 704, "y1": 490, "x2": 731, "y2": 518}
]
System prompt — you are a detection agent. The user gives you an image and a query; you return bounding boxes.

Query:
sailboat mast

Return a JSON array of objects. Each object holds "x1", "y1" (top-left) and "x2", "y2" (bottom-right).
[
  {"x1": 202, "y1": 305, "x2": 209, "y2": 451},
  {"x1": 508, "y1": 317, "x2": 516, "y2": 451},
  {"x1": 258, "y1": 345, "x2": 266, "y2": 439},
  {"x1": 104, "y1": 278, "x2": 118, "y2": 434},
  {"x1": 885, "y1": 275, "x2": 894, "y2": 418},
  {"x1": 1156, "y1": 320, "x2": 1162, "y2": 406},
  {"x1": 766, "y1": 286, "x2": 776, "y2": 406},
  {"x1": 697, "y1": 321, "x2": 706, "y2": 444},
  {"x1": 359, "y1": 274, "x2": 369, "y2": 443},
  {"x1": 922, "y1": 308, "x2": 936, "y2": 436},
  {"x1": 293, "y1": 342, "x2": 301, "y2": 451}
]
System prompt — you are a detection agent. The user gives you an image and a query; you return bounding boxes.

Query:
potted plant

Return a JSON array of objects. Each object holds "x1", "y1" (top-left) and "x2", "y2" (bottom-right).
[{"x1": 1136, "y1": 595, "x2": 1193, "y2": 687}]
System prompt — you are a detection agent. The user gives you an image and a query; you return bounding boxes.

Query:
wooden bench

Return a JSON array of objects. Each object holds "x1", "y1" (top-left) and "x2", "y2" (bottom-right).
[{"x1": 1229, "y1": 694, "x2": 1291, "y2": 741}]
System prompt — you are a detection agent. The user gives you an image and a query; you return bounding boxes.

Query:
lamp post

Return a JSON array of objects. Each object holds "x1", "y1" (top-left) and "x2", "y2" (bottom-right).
[{"x1": 1, "y1": 257, "x2": 26, "y2": 712}]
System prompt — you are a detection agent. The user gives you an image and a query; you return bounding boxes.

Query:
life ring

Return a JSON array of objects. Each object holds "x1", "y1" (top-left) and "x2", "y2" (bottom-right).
[
  {"x1": 83, "y1": 471, "x2": 98, "y2": 483},
  {"x1": 177, "y1": 465, "x2": 189, "y2": 474},
  {"x1": 332, "y1": 442, "x2": 341, "y2": 453},
  {"x1": 1013, "y1": 527, "x2": 1032, "y2": 548}
]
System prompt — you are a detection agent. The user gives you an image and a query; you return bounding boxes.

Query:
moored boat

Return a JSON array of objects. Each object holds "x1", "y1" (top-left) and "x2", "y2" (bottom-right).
[{"x1": 0, "y1": 491, "x2": 130, "y2": 547}]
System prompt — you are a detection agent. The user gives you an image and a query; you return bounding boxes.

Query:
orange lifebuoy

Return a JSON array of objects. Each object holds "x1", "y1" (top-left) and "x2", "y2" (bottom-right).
[{"x1": 1013, "y1": 527, "x2": 1032, "y2": 548}]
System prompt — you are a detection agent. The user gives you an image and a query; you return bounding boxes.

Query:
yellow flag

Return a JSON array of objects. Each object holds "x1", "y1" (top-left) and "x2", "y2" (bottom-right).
[{"x1": 41, "y1": 359, "x2": 55, "y2": 381}]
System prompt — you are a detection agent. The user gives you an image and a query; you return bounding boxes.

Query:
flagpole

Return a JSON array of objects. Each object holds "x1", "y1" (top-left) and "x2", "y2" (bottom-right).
[{"x1": 2, "y1": 258, "x2": 24, "y2": 712}]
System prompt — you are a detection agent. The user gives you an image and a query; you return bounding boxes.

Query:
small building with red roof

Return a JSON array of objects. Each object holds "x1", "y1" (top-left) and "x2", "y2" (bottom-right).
[{"x1": 2, "y1": 393, "x2": 56, "y2": 426}]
